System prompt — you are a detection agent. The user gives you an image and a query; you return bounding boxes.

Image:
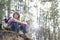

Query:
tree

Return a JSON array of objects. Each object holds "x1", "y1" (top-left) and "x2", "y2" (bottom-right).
[
  {"x1": 0, "y1": 0, "x2": 6, "y2": 29},
  {"x1": 50, "y1": 0, "x2": 59, "y2": 40}
]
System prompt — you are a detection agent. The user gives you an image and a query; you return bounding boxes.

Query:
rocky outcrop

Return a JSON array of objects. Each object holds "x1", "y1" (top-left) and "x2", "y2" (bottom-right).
[{"x1": 0, "y1": 30, "x2": 23, "y2": 40}]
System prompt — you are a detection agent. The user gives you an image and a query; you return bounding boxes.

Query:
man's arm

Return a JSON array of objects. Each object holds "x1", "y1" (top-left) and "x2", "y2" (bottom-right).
[{"x1": 13, "y1": 18, "x2": 26, "y2": 25}]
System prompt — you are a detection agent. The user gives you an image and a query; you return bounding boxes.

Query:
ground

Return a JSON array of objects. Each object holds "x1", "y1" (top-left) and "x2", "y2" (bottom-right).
[
  {"x1": 0, "y1": 30, "x2": 31, "y2": 40},
  {"x1": 0, "y1": 30, "x2": 23, "y2": 40}
]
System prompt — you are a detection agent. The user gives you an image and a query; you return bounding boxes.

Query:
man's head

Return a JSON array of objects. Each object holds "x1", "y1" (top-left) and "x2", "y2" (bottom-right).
[{"x1": 13, "y1": 12, "x2": 20, "y2": 19}]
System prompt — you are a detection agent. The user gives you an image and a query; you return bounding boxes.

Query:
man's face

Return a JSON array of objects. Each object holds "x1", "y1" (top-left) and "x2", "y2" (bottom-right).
[{"x1": 14, "y1": 14, "x2": 19, "y2": 19}]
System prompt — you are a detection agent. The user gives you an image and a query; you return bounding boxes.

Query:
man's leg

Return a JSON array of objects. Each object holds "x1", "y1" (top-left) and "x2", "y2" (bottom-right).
[
  {"x1": 11, "y1": 22, "x2": 20, "y2": 33},
  {"x1": 20, "y1": 24, "x2": 27, "y2": 34},
  {"x1": 20, "y1": 25, "x2": 31, "y2": 40}
]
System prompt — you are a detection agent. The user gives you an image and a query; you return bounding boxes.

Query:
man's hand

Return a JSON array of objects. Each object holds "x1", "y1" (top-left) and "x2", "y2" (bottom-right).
[
  {"x1": 22, "y1": 22, "x2": 27, "y2": 24},
  {"x1": 20, "y1": 22, "x2": 27, "y2": 25}
]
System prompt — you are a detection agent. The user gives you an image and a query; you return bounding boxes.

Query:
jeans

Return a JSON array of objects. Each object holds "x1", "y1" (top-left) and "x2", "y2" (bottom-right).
[{"x1": 11, "y1": 22, "x2": 27, "y2": 34}]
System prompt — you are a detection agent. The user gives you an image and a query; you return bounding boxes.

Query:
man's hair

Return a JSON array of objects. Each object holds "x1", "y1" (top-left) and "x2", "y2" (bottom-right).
[{"x1": 13, "y1": 12, "x2": 20, "y2": 20}]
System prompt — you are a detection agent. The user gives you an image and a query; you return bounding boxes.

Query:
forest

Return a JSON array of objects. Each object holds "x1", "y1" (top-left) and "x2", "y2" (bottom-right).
[{"x1": 0, "y1": 0, "x2": 60, "y2": 40}]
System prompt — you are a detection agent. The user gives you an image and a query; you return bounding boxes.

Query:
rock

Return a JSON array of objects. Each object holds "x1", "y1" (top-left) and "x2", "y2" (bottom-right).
[{"x1": 0, "y1": 30, "x2": 23, "y2": 40}]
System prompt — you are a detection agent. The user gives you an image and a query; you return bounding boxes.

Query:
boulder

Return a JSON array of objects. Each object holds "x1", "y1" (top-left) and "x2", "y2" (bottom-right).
[{"x1": 0, "y1": 30, "x2": 23, "y2": 40}]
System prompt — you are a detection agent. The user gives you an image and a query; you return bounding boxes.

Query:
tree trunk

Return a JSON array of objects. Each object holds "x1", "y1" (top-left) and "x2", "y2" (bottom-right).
[{"x1": 7, "y1": 0, "x2": 11, "y2": 18}]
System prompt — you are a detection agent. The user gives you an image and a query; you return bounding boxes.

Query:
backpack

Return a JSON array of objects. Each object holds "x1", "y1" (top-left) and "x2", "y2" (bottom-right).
[{"x1": 4, "y1": 17, "x2": 11, "y2": 23}]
